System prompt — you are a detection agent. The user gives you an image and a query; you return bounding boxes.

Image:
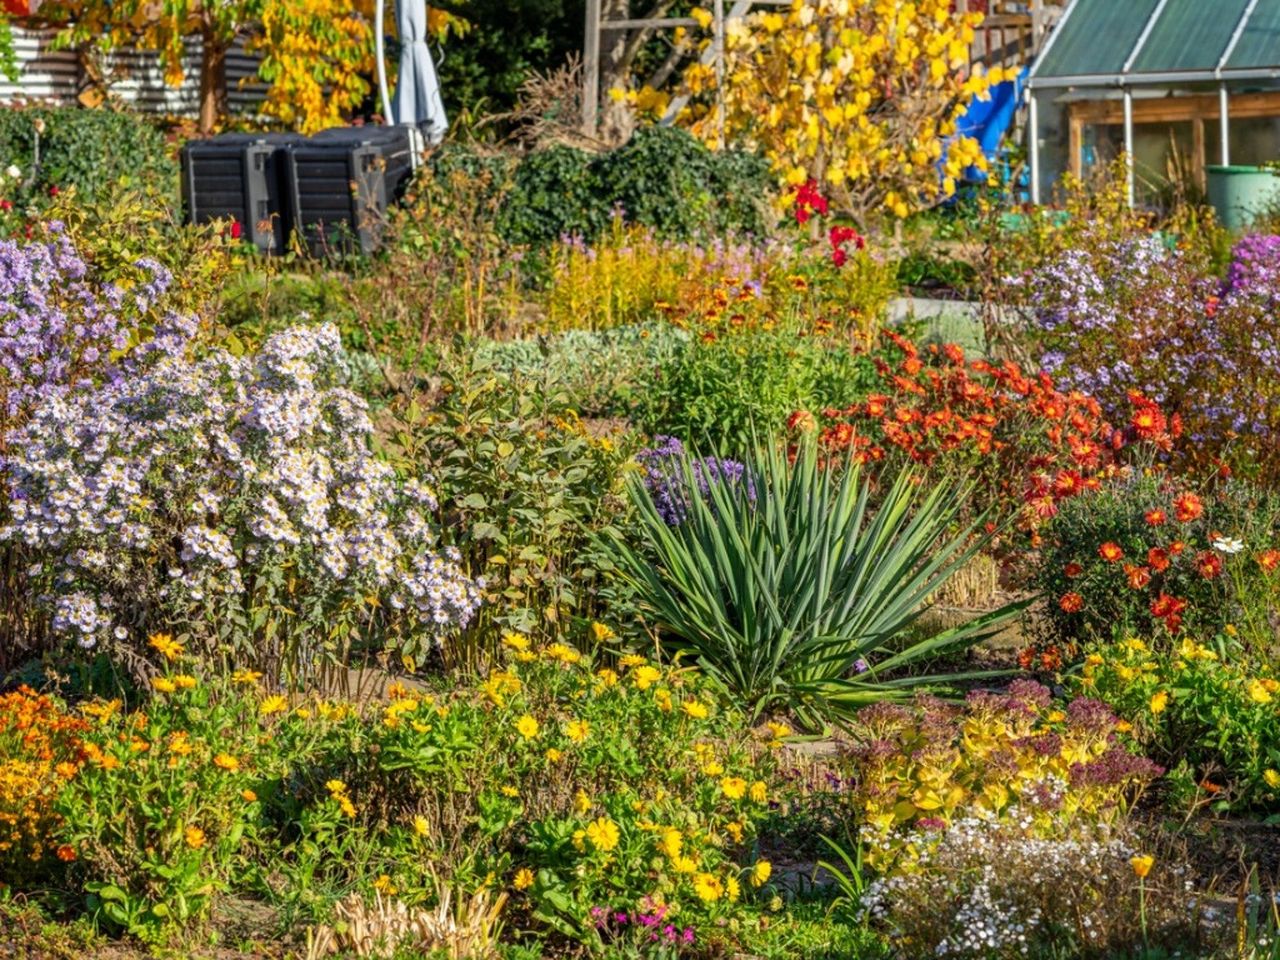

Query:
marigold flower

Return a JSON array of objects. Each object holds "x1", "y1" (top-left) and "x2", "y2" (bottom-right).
[
  {"x1": 720, "y1": 776, "x2": 748, "y2": 800},
  {"x1": 1149, "y1": 690, "x2": 1169, "y2": 714},
  {"x1": 682, "y1": 700, "x2": 709, "y2": 719},
  {"x1": 241, "y1": 789, "x2": 258, "y2": 803},
  {"x1": 516, "y1": 715, "x2": 539, "y2": 740},
  {"x1": 585, "y1": 816, "x2": 620, "y2": 852},
  {"x1": 56, "y1": 844, "x2": 77, "y2": 862},
  {"x1": 631, "y1": 665, "x2": 662, "y2": 690},
  {"x1": 148, "y1": 633, "x2": 183, "y2": 661},
  {"x1": 184, "y1": 825, "x2": 206, "y2": 849},
  {"x1": 693, "y1": 872, "x2": 724, "y2": 902},
  {"x1": 1248, "y1": 679, "x2": 1274, "y2": 705},
  {"x1": 751, "y1": 859, "x2": 772, "y2": 887},
  {"x1": 513, "y1": 867, "x2": 535, "y2": 891},
  {"x1": 565, "y1": 719, "x2": 589, "y2": 743},
  {"x1": 152, "y1": 677, "x2": 176, "y2": 693},
  {"x1": 213, "y1": 753, "x2": 240, "y2": 772}
]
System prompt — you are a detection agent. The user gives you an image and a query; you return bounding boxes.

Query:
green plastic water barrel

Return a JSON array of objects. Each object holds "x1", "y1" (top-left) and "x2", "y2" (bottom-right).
[{"x1": 1206, "y1": 165, "x2": 1280, "y2": 231}]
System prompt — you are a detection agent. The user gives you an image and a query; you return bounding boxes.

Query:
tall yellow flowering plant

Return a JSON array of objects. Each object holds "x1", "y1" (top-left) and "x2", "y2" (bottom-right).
[{"x1": 673, "y1": 0, "x2": 1004, "y2": 223}]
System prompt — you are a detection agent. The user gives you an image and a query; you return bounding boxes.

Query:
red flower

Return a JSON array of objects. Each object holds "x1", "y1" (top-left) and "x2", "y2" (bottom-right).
[
  {"x1": 1052, "y1": 470, "x2": 1085, "y2": 499},
  {"x1": 787, "y1": 410, "x2": 816, "y2": 433},
  {"x1": 1144, "y1": 509, "x2": 1166, "y2": 527},
  {"x1": 1195, "y1": 551, "x2": 1223, "y2": 579},
  {"x1": 1147, "y1": 547, "x2": 1171, "y2": 572},
  {"x1": 1098, "y1": 541, "x2": 1124, "y2": 563},
  {"x1": 1259, "y1": 549, "x2": 1280, "y2": 573},
  {"x1": 830, "y1": 247, "x2": 847, "y2": 267},
  {"x1": 229, "y1": 219, "x2": 243, "y2": 240},
  {"x1": 1063, "y1": 562, "x2": 1084, "y2": 578},
  {"x1": 1150, "y1": 592, "x2": 1187, "y2": 619},
  {"x1": 1059, "y1": 592, "x2": 1084, "y2": 613},
  {"x1": 1173, "y1": 492, "x2": 1203, "y2": 523},
  {"x1": 1169, "y1": 540, "x2": 1186, "y2": 556}
]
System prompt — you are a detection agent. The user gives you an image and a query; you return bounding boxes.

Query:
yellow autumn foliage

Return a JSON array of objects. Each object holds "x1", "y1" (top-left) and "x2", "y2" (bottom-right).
[{"x1": 672, "y1": 0, "x2": 1006, "y2": 223}]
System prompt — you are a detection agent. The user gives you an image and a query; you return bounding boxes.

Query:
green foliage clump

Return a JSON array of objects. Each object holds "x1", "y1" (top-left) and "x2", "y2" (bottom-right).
[
  {"x1": 447, "y1": 127, "x2": 774, "y2": 248},
  {"x1": 0, "y1": 106, "x2": 177, "y2": 209},
  {"x1": 386, "y1": 354, "x2": 643, "y2": 653},
  {"x1": 632, "y1": 323, "x2": 881, "y2": 454}
]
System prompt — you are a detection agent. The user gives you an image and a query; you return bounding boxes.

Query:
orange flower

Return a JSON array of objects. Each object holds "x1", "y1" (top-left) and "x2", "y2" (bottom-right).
[
  {"x1": 1174, "y1": 492, "x2": 1203, "y2": 523},
  {"x1": 1124, "y1": 564, "x2": 1151, "y2": 590},
  {"x1": 1098, "y1": 542, "x2": 1124, "y2": 563},
  {"x1": 55, "y1": 844, "x2": 77, "y2": 862},
  {"x1": 1059, "y1": 592, "x2": 1084, "y2": 613},
  {"x1": 1259, "y1": 549, "x2": 1280, "y2": 572},
  {"x1": 1144, "y1": 509, "x2": 1166, "y2": 527},
  {"x1": 1063, "y1": 562, "x2": 1084, "y2": 578}
]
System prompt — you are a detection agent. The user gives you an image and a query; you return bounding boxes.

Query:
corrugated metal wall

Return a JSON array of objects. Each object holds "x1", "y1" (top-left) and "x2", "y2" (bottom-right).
[{"x1": 0, "y1": 25, "x2": 268, "y2": 115}]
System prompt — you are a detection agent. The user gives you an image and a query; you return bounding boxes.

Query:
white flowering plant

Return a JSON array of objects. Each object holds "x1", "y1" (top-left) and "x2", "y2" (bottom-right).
[{"x1": 1, "y1": 260, "x2": 481, "y2": 683}]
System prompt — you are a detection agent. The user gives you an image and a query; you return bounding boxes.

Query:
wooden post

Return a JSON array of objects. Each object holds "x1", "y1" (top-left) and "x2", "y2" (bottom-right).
[
  {"x1": 583, "y1": 0, "x2": 601, "y2": 136},
  {"x1": 713, "y1": 0, "x2": 725, "y2": 148},
  {"x1": 1191, "y1": 114, "x2": 1205, "y2": 190},
  {"x1": 1068, "y1": 107, "x2": 1083, "y2": 180}
]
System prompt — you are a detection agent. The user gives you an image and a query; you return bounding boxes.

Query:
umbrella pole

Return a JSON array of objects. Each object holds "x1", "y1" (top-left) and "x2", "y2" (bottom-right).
[{"x1": 376, "y1": 0, "x2": 394, "y2": 124}]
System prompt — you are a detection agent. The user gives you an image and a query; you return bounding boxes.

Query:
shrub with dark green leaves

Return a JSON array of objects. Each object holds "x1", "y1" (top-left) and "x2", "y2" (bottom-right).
[
  {"x1": 474, "y1": 126, "x2": 774, "y2": 248},
  {"x1": 0, "y1": 106, "x2": 177, "y2": 209}
]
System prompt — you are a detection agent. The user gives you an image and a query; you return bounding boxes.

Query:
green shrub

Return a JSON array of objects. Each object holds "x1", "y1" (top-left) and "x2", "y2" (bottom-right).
[
  {"x1": 610, "y1": 439, "x2": 1024, "y2": 724},
  {"x1": 469, "y1": 324, "x2": 689, "y2": 419},
  {"x1": 387, "y1": 354, "x2": 643, "y2": 657},
  {"x1": 1078, "y1": 633, "x2": 1280, "y2": 812},
  {"x1": 592, "y1": 126, "x2": 772, "y2": 240},
  {"x1": 632, "y1": 322, "x2": 881, "y2": 455},
  {"x1": 483, "y1": 127, "x2": 774, "y2": 249},
  {"x1": 1033, "y1": 470, "x2": 1280, "y2": 651},
  {"x1": 0, "y1": 106, "x2": 177, "y2": 209}
]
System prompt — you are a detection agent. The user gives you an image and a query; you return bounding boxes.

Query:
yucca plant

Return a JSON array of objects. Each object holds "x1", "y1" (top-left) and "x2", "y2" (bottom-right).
[{"x1": 610, "y1": 438, "x2": 1027, "y2": 724}]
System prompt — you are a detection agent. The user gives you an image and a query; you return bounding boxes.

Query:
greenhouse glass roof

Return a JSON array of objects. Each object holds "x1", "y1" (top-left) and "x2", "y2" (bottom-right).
[{"x1": 1027, "y1": 0, "x2": 1280, "y2": 89}]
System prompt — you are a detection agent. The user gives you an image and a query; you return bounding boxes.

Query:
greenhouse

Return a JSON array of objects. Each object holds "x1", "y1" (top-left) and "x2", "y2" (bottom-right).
[{"x1": 1027, "y1": 0, "x2": 1280, "y2": 216}]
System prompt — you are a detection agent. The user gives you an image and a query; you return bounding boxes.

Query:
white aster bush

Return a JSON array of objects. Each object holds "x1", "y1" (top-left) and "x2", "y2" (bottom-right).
[
  {"x1": 861, "y1": 813, "x2": 1204, "y2": 958},
  {"x1": 1, "y1": 291, "x2": 481, "y2": 683}
]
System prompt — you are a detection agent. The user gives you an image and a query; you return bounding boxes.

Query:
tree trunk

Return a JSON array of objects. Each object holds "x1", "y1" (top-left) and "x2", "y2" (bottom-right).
[
  {"x1": 598, "y1": 0, "x2": 635, "y2": 145},
  {"x1": 198, "y1": 30, "x2": 228, "y2": 134}
]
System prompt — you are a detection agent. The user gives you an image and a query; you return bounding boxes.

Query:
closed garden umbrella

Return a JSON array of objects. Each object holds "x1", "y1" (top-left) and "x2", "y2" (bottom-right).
[{"x1": 390, "y1": 0, "x2": 448, "y2": 143}]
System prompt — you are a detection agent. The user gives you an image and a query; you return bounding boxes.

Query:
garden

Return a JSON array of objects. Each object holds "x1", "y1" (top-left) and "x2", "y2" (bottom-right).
[{"x1": 3, "y1": 1, "x2": 1280, "y2": 959}]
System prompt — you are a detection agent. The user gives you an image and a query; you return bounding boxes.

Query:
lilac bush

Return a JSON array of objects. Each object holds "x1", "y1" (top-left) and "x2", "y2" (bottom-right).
[
  {"x1": 635, "y1": 435, "x2": 753, "y2": 525},
  {"x1": 0, "y1": 236, "x2": 480, "y2": 681}
]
